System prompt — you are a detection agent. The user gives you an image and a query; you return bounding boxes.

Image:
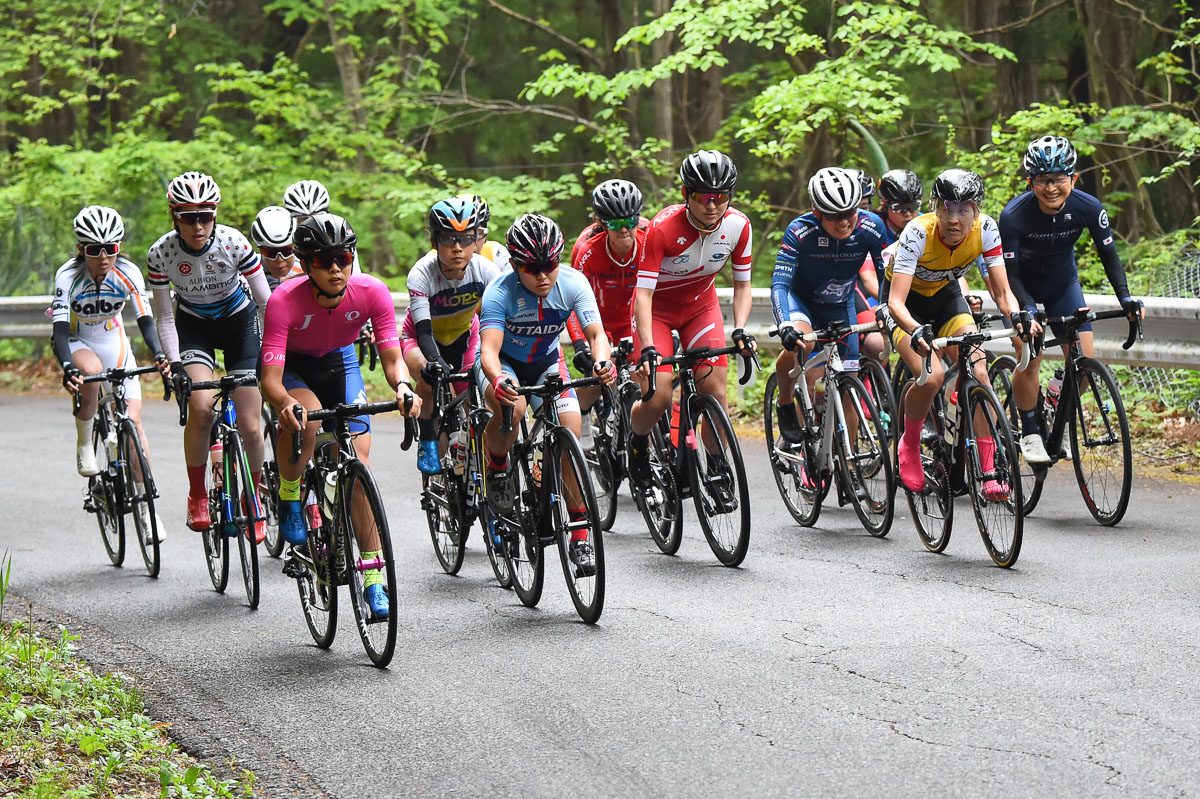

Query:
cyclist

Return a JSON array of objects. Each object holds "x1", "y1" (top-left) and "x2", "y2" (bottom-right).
[
  {"x1": 403, "y1": 197, "x2": 501, "y2": 474},
  {"x1": 566, "y1": 178, "x2": 649, "y2": 413},
  {"x1": 999, "y1": 135, "x2": 1143, "y2": 465},
  {"x1": 885, "y1": 168, "x2": 1028, "y2": 498},
  {"x1": 261, "y1": 213, "x2": 420, "y2": 618},
  {"x1": 627, "y1": 150, "x2": 757, "y2": 484},
  {"x1": 53, "y1": 206, "x2": 170, "y2": 537},
  {"x1": 772, "y1": 168, "x2": 885, "y2": 444},
  {"x1": 477, "y1": 213, "x2": 614, "y2": 576},
  {"x1": 454, "y1": 193, "x2": 511, "y2": 268},
  {"x1": 148, "y1": 171, "x2": 270, "y2": 534},
  {"x1": 875, "y1": 169, "x2": 924, "y2": 245},
  {"x1": 283, "y1": 179, "x2": 331, "y2": 222},
  {"x1": 847, "y1": 168, "x2": 876, "y2": 211},
  {"x1": 251, "y1": 206, "x2": 301, "y2": 287}
]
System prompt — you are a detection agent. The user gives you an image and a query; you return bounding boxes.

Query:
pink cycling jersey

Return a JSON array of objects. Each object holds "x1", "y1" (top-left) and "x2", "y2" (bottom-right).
[{"x1": 261, "y1": 273, "x2": 400, "y2": 367}]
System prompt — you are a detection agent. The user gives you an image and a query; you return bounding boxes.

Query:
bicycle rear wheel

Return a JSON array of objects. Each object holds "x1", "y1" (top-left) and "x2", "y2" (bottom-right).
[
  {"x1": 550, "y1": 428, "x2": 605, "y2": 624},
  {"x1": 298, "y1": 477, "x2": 338, "y2": 648},
  {"x1": 119, "y1": 419, "x2": 160, "y2": 578},
  {"x1": 472, "y1": 417, "x2": 512, "y2": 589},
  {"x1": 423, "y1": 468, "x2": 467, "y2": 576},
  {"x1": 502, "y1": 450, "x2": 544, "y2": 608},
  {"x1": 858, "y1": 357, "x2": 896, "y2": 441},
  {"x1": 201, "y1": 456, "x2": 229, "y2": 592},
  {"x1": 583, "y1": 398, "x2": 619, "y2": 532},
  {"x1": 964, "y1": 385, "x2": 1023, "y2": 568},
  {"x1": 1071, "y1": 357, "x2": 1132, "y2": 526},
  {"x1": 835, "y1": 374, "x2": 895, "y2": 537},
  {"x1": 988, "y1": 354, "x2": 1044, "y2": 515},
  {"x1": 341, "y1": 460, "x2": 398, "y2": 667},
  {"x1": 686, "y1": 394, "x2": 751, "y2": 567},
  {"x1": 90, "y1": 420, "x2": 124, "y2": 567},
  {"x1": 764, "y1": 372, "x2": 828, "y2": 527},
  {"x1": 641, "y1": 418, "x2": 683, "y2": 555},
  {"x1": 260, "y1": 406, "x2": 284, "y2": 558},
  {"x1": 898, "y1": 381, "x2": 953, "y2": 553},
  {"x1": 227, "y1": 434, "x2": 260, "y2": 609}
]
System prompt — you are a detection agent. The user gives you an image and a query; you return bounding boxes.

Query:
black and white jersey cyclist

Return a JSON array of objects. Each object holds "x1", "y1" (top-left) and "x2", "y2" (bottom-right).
[
  {"x1": 51, "y1": 206, "x2": 171, "y2": 534},
  {"x1": 252, "y1": 206, "x2": 301, "y2": 288},
  {"x1": 147, "y1": 171, "x2": 270, "y2": 534}
]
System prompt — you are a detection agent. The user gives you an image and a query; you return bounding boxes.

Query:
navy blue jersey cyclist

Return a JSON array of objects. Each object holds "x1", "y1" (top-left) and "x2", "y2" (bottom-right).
[{"x1": 999, "y1": 135, "x2": 1142, "y2": 465}]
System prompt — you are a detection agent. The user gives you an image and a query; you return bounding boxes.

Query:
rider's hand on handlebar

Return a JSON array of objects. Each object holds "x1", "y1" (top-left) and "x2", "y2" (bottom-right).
[
  {"x1": 61, "y1": 362, "x2": 83, "y2": 394},
  {"x1": 420, "y1": 358, "x2": 450, "y2": 386},
  {"x1": 280, "y1": 400, "x2": 306, "y2": 434},
  {"x1": 593, "y1": 359, "x2": 616, "y2": 385},
  {"x1": 779, "y1": 324, "x2": 801, "y2": 353},
  {"x1": 572, "y1": 341, "x2": 594, "y2": 376},
  {"x1": 636, "y1": 345, "x2": 660, "y2": 377},
  {"x1": 492, "y1": 375, "x2": 519, "y2": 407},
  {"x1": 731, "y1": 327, "x2": 757, "y2": 354},
  {"x1": 397, "y1": 381, "x2": 421, "y2": 417},
  {"x1": 153, "y1": 354, "x2": 172, "y2": 379},
  {"x1": 1122, "y1": 296, "x2": 1145, "y2": 320},
  {"x1": 908, "y1": 327, "x2": 935, "y2": 356},
  {"x1": 966, "y1": 294, "x2": 983, "y2": 314}
]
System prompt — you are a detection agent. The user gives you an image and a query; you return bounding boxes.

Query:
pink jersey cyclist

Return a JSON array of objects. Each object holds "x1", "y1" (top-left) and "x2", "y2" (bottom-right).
[{"x1": 262, "y1": 271, "x2": 399, "y2": 363}]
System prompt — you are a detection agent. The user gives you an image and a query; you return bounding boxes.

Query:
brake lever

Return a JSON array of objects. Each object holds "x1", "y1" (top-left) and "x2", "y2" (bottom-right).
[{"x1": 288, "y1": 403, "x2": 305, "y2": 464}]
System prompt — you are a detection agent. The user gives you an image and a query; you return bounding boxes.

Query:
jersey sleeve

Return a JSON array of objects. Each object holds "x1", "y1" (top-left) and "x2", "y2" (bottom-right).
[
  {"x1": 890, "y1": 223, "x2": 927, "y2": 277},
  {"x1": 114, "y1": 261, "x2": 152, "y2": 318},
  {"x1": 145, "y1": 240, "x2": 171, "y2": 290},
  {"x1": 367, "y1": 279, "x2": 401, "y2": 350},
  {"x1": 565, "y1": 311, "x2": 586, "y2": 342},
  {"x1": 50, "y1": 264, "x2": 73, "y2": 325},
  {"x1": 636, "y1": 225, "x2": 664, "y2": 291},
  {"x1": 406, "y1": 261, "x2": 432, "y2": 324},
  {"x1": 770, "y1": 220, "x2": 803, "y2": 325},
  {"x1": 979, "y1": 215, "x2": 1004, "y2": 272},
  {"x1": 1083, "y1": 196, "x2": 1130, "y2": 299},
  {"x1": 478, "y1": 279, "x2": 508, "y2": 333},
  {"x1": 731, "y1": 214, "x2": 753, "y2": 282},
  {"x1": 569, "y1": 271, "x2": 602, "y2": 329}
]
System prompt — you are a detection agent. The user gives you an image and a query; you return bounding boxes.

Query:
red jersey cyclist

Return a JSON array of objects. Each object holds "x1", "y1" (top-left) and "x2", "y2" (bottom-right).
[
  {"x1": 627, "y1": 150, "x2": 757, "y2": 484},
  {"x1": 260, "y1": 213, "x2": 420, "y2": 618}
]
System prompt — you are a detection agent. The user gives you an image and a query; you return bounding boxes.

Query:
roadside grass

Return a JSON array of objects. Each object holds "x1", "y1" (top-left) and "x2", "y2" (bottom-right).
[{"x1": 0, "y1": 552, "x2": 256, "y2": 798}]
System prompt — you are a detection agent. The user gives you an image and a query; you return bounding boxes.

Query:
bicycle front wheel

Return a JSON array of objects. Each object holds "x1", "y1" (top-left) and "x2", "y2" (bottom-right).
[
  {"x1": 988, "y1": 354, "x2": 1044, "y2": 515},
  {"x1": 686, "y1": 394, "x2": 751, "y2": 567},
  {"x1": 764, "y1": 372, "x2": 827, "y2": 527},
  {"x1": 550, "y1": 428, "x2": 605, "y2": 624},
  {"x1": 89, "y1": 420, "x2": 124, "y2": 566},
  {"x1": 201, "y1": 458, "x2": 229, "y2": 593},
  {"x1": 641, "y1": 417, "x2": 683, "y2": 555},
  {"x1": 858, "y1": 357, "x2": 897, "y2": 442},
  {"x1": 1071, "y1": 357, "x2": 1132, "y2": 526},
  {"x1": 898, "y1": 380, "x2": 953, "y2": 553},
  {"x1": 118, "y1": 419, "x2": 160, "y2": 578},
  {"x1": 835, "y1": 374, "x2": 895, "y2": 537},
  {"x1": 260, "y1": 406, "x2": 284, "y2": 558},
  {"x1": 227, "y1": 434, "x2": 260, "y2": 609},
  {"x1": 964, "y1": 385, "x2": 1023, "y2": 568},
  {"x1": 341, "y1": 460, "x2": 398, "y2": 668}
]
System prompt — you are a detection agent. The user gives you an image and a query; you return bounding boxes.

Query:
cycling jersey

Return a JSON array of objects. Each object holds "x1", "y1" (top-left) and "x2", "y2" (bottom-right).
[
  {"x1": 261, "y1": 273, "x2": 401, "y2": 366},
  {"x1": 998, "y1": 188, "x2": 1130, "y2": 312},
  {"x1": 570, "y1": 225, "x2": 647, "y2": 340},
  {"x1": 403, "y1": 252, "x2": 501, "y2": 347},
  {"x1": 147, "y1": 225, "x2": 267, "y2": 319},
  {"x1": 51, "y1": 257, "x2": 150, "y2": 337},
  {"x1": 637, "y1": 204, "x2": 753, "y2": 303},
  {"x1": 771, "y1": 211, "x2": 885, "y2": 322},
  {"x1": 479, "y1": 266, "x2": 600, "y2": 368},
  {"x1": 885, "y1": 212, "x2": 1004, "y2": 298}
]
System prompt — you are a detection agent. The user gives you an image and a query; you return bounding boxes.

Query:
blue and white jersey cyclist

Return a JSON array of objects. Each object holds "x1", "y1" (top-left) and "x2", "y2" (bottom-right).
[
  {"x1": 770, "y1": 167, "x2": 885, "y2": 443},
  {"x1": 147, "y1": 171, "x2": 271, "y2": 534},
  {"x1": 998, "y1": 134, "x2": 1143, "y2": 466},
  {"x1": 51, "y1": 206, "x2": 171, "y2": 533},
  {"x1": 476, "y1": 213, "x2": 615, "y2": 578}
]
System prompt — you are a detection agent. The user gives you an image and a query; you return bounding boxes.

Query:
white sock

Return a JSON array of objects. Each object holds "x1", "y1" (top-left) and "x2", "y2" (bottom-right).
[{"x1": 76, "y1": 416, "x2": 94, "y2": 448}]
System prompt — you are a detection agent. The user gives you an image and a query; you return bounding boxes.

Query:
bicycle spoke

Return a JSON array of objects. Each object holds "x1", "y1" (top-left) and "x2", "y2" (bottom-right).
[{"x1": 1071, "y1": 359, "x2": 1132, "y2": 526}]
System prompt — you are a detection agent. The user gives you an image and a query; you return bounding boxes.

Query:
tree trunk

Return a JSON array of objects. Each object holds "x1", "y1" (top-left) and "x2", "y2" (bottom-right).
[
  {"x1": 650, "y1": 0, "x2": 673, "y2": 154},
  {"x1": 323, "y1": 0, "x2": 371, "y2": 171}
]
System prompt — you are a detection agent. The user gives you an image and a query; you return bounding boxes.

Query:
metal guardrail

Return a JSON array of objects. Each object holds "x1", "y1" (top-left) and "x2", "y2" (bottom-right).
[{"x1": 4, "y1": 288, "x2": 1198, "y2": 369}]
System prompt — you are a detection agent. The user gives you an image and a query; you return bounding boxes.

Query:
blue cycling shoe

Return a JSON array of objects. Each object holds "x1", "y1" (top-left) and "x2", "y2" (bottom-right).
[
  {"x1": 279, "y1": 499, "x2": 307, "y2": 545},
  {"x1": 417, "y1": 440, "x2": 442, "y2": 475},
  {"x1": 364, "y1": 583, "x2": 390, "y2": 619}
]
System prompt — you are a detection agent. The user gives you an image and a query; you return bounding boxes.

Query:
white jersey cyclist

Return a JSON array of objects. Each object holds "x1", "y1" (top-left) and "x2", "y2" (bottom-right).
[{"x1": 404, "y1": 251, "x2": 502, "y2": 349}]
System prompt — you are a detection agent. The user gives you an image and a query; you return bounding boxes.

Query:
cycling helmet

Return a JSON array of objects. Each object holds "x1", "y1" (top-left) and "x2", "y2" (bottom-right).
[
  {"x1": 455, "y1": 193, "x2": 491, "y2": 228},
  {"x1": 877, "y1": 169, "x2": 923, "y2": 205},
  {"x1": 293, "y1": 212, "x2": 356, "y2": 257},
  {"x1": 930, "y1": 168, "x2": 985, "y2": 205},
  {"x1": 250, "y1": 206, "x2": 296, "y2": 248},
  {"x1": 807, "y1": 167, "x2": 862, "y2": 214},
  {"x1": 591, "y1": 179, "x2": 644, "y2": 220},
  {"x1": 428, "y1": 197, "x2": 478, "y2": 234},
  {"x1": 506, "y1": 213, "x2": 565, "y2": 267},
  {"x1": 1023, "y1": 135, "x2": 1078, "y2": 176},
  {"x1": 73, "y1": 205, "x2": 125, "y2": 244},
  {"x1": 283, "y1": 180, "x2": 331, "y2": 217},
  {"x1": 848, "y1": 168, "x2": 875, "y2": 199},
  {"x1": 166, "y1": 171, "x2": 220, "y2": 207},
  {"x1": 679, "y1": 150, "x2": 738, "y2": 192}
]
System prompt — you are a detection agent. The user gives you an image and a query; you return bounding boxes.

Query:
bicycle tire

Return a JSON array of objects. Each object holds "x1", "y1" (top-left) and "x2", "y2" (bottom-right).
[
  {"x1": 90, "y1": 417, "x2": 125, "y2": 567},
  {"x1": 549, "y1": 427, "x2": 605, "y2": 623},
  {"x1": 764, "y1": 372, "x2": 827, "y2": 527},
  {"x1": 1070, "y1": 357, "x2": 1132, "y2": 527},
  {"x1": 988, "y1": 354, "x2": 1044, "y2": 515},
  {"x1": 858, "y1": 357, "x2": 897, "y2": 442},
  {"x1": 472, "y1": 416, "x2": 512, "y2": 589},
  {"x1": 202, "y1": 452, "x2": 230, "y2": 593},
  {"x1": 260, "y1": 406, "x2": 284, "y2": 558},
  {"x1": 686, "y1": 394, "x2": 751, "y2": 567},
  {"x1": 118, "y1": 419, "x2": 160, "y2": 578},
  {"x1": 341, "y1": 459, "x2": 398, "y2": 667},
  {"x1": 423, "y1": 467, "x2": 467, "y2": 576},
  {"x1": 834, "y1": 373, "x2": 895, "y2": 537},
  {"x1": 503, "y1": 443, "x2": 544, "y2": 608},
  {"x1": 964, "y1": 385, "x2": 1024, "y2": 567},
  {"x1": 584, "y1": 398, "x2": 619, "y2": 532},
  {"x1": 298, "y1": 470, "x2": 338, "y2": 649},
  {"x1": 898, "y1": 380, "x2": 953, "y2": 553},
  {"x1": 642, "y1": 417, "x2": 683, "y2": 555},
  {"x1": 227, "y1": 434, "x2": 261, "y2": 609}
]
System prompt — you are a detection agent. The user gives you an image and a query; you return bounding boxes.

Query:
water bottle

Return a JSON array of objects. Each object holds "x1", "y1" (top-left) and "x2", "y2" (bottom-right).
[
  {"x1": 943, "y1": 390, "x2": 959, "y2": 446},
  {"x1": 450, "y1": 430, "x2": 467, "y2": 475},
  {"x1": 812, "y1": 377, "x2": 826, "y2": 416},
  {"x1": 105, "y1": 431, "x2": 119, "y2": 464},
  {"x1": 531, "y1": 444, "x2": 543, "y2": 487},
  {"x1": 322, "y1": 471, "x2": 337, "y2": 517},
  {"x1": 304, "y1": 489, "x2": 321, "y2": 531},
  {"x1": 579, "y1": 414, "x2": 595, "y2": 450},
  {"x1": 1046, "y1": 368, "x2": 1064, "y2": 411}
]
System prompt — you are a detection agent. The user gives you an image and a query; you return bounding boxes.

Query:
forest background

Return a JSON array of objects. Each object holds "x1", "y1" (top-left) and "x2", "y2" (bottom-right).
[{"x1": 2, "y1": 0, "x2": 1199, "y2": 297}]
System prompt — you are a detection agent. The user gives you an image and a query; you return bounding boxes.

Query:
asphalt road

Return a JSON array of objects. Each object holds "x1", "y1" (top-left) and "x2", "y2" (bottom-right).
[{"x1": 4, "y1": 391, "x2": 1200, "y2": 798}]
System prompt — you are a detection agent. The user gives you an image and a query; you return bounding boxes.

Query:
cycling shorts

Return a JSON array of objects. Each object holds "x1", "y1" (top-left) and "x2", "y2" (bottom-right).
[
  {"x1": 633, "y1": 287, "x2": 726, "y2": 374},
  {"x1": 68, "y1": 332, "x2": 141, "y2": 401},
  {"x1": 1027, "y1": 276, "x2": 1091, "y2": 336},
  {"x1": 778, "y1": 293, "x2": 859, "y2": 372},
  {"x1": 280, "y1": 345, "x2": 370, "y2": 434},
  {"x1": 474, "y1": 351, "x2": 579, "y2": 418},
  {"x1": 888, "y1": 286, "x2": 973, "y2": 349},
  {"x1": 176, "y1": 303, "x2": 261, "y2": 374},
  {"x1": 400, "y1": 314, "x2": 479, "y2": 393}
]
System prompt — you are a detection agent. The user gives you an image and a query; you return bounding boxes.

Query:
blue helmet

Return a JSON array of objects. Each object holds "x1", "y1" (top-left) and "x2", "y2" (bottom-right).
[
  {"x1": 428, "y1": 197, "x2": 478, "y2": 235},
  {"x1": 1023, "y1": 135, "x2": 1078, "y2": 177}
]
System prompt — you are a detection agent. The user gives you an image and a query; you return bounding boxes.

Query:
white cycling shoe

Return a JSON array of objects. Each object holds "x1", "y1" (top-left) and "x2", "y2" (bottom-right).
[
  {"x1": 1019, "y1": 434, "x2": 1052, "y2": 466},
  {"x1": 77, "y1": 445, "x2": 101, "y2": 477}
]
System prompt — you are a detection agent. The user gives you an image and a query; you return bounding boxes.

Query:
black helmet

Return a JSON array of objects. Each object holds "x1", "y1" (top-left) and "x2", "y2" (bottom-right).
[
  {"x1": 455, "y1": 193, "x2": 490, "y2": 228},
  {"x1": 1023, "y1": 135, "x2": 1078, "y2": 177},
  {"x1": 848, "y1": 168, "x2": 875, "y2": 199},
  {"x1": 592, "y1": 179, "x2": 644, "y2": 220},
  {"x1": 877, "y1": 169, "x2": 923, "y2": 205},
  {"x1": 506, "y1": 214, "x2": 565, "y2": 267},
  {"x1": 428, "y1": 197, "x2": 478, "y2": 235},
  {"x1": 678, "y1": 150, "x2": 737, "y2": 192},
  {"x1": 293, "y1": 212, "x2": 356, "y2": 257},
  {"x1": 930, "y1": 168, "x2": 984, "y2": 206}
]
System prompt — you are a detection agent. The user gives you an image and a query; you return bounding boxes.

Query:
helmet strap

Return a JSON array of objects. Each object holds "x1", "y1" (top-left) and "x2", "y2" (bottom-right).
[
  {"x1": 605, "y1": 234, "x2": 638, "y2": 267},
  {"x1": 684, "y1": 205, "x2": 720, "y2": 235}
]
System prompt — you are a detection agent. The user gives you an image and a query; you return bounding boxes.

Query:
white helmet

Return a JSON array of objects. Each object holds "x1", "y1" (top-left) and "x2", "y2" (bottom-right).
[
  {"x1": 166, "y1": 171, "x2": 221, "y2": 207},
  {"x1": 807, "y1": 167, "x2": 862, "y2": 214},
  {"x1": 251, "y1": 206, "x2": 296, "y2": 248},
  {"x1": 73, "y1": 205, "x2": 125, "y2": 244},
  {"x1": 282, "y1": 180, "x2": 330, "y2": 218}
]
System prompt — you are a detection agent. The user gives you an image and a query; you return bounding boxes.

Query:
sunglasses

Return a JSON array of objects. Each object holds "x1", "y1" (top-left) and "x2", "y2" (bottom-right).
[
  {"x1": 262, "y1": 246, "x2": 294, "y2": 259},
  {"x1": 690, "y1": 191, "x2": 730, "y2": 206},
  {"x1": 517, "y1": 261, "x2": 558, "y2": 276},
  {"x1": 437, "y1": 232, "x2": 478, "y2": 248},
  {"x1": 1031, "y1": 174, "x2": 1072, "y2": 189},
  {"x1": 309, "y1": 250, "x2": 355, "y2": 270},
  {"x1": 83, "y1": 242, "x2": 120, "y2": 257},
  {"x1": 885, "y1": 201, "x2": 921, "y2": 214},
  {"x1": 822, "y1": 208, "x2": 859, "y2": 223},
  {"x1": 938, "y1": 200, "x2": 977, "y2": 218},
  {"x1": 174, "y1": 211, "x2": 215, "y2": 226},
  {"x1": 602, "y1": 216, "x2": 639, "y2": 231}
]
